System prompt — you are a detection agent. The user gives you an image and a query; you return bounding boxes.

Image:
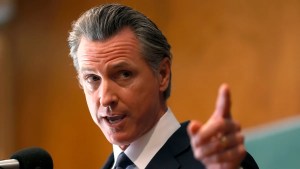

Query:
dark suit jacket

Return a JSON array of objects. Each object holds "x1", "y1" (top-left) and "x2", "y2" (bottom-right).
[{"x1": 102, "y1": 121, "x2": 258, "y2": 169}]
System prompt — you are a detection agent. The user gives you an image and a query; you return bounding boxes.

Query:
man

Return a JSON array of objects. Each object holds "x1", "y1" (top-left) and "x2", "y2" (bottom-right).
[{"x1": 68, "y1": 3, "x2": 258, "y2": 169}]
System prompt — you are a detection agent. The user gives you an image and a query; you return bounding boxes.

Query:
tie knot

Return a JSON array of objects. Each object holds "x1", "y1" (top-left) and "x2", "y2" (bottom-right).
[{"x1": 114, "y1": 152, "x2": 134, "y2": 169}]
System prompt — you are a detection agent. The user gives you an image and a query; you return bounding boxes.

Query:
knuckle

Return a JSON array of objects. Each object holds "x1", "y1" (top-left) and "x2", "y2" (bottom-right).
[{"x1": 193, "y1": 150, "x2": 204, "y2": 160}]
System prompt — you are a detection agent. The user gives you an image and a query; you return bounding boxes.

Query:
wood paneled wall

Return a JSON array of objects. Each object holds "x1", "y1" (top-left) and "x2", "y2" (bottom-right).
[
  {"x1": 0, "y1": 30, "x2": 15, "y2": 159},
  {"x1": 1, "y1": 0, "x2": 299, "y2": 168}
]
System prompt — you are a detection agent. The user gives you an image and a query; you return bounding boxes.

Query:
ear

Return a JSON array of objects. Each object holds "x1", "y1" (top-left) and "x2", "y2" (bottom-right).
[{"x1": 158, "y1": 57, "x2": 171, "y2": 92}]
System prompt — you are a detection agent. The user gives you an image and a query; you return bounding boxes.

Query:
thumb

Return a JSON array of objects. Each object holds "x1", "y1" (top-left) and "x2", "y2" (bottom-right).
[{"x1": 213, "y1": 83, "x2": 232, "y2": 119}]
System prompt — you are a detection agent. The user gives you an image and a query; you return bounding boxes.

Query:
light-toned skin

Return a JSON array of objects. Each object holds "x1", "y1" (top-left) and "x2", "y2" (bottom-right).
[
  {"x1": 76, "y1": 27, "x2": 171, "y2": 150},
  {"x1": 187, "y1": 84, "x2": 246, "y2": 169},
  {"x1": 76, "y1": 26, "x2": 245, "y2": 168}
]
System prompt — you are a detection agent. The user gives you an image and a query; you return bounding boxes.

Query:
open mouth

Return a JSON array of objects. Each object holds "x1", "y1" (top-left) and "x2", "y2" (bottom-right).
[{"x1": 104, "y1": 115, "x2": 126, "y2": 124}]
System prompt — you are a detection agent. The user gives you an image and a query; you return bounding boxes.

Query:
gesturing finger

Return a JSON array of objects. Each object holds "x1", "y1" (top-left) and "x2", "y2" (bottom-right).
[{"x1": 214, "y1": 83, "x2": 232, "y2": 119}]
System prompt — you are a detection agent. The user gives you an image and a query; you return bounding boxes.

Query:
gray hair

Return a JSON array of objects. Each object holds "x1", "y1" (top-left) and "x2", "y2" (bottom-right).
[{"x1": 68, "y1": 3, "x2": 172, "y2": 99}]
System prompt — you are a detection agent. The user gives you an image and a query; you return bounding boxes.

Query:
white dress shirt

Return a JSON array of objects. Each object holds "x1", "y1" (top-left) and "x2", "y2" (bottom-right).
[{"x1": 112, "y1": 108, "x2": 180, "y2": 169}]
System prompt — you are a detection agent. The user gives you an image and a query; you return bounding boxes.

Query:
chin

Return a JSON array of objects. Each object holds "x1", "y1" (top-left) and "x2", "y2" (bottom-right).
[{"x1": 108, "y1": 135, "x2": 133, "y2": 146}]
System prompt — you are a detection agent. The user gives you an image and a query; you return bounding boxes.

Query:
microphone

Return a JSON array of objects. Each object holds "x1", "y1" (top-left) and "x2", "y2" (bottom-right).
[{"x1": 0, "y1": 147, "x2": 53, "y2": 169}]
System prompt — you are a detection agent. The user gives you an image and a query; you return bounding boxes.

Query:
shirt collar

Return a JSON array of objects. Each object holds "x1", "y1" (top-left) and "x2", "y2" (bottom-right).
[{"x1": 112, "y1": 108, "x2": 180, "y2": 169}]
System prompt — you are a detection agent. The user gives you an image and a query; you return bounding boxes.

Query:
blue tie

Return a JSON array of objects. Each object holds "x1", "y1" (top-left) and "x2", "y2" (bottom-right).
[{"x1": 114, "y1": 152, "x2": 134, "y2": 169}]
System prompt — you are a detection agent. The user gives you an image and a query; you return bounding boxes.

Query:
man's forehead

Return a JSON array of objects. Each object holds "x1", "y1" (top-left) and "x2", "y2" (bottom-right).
[
  {"x1": 76, "y1": 27, "x2": 149, "y2": 74},
  {"x1": 77, "y1": 28, "x2": 141, "y2": 55}
]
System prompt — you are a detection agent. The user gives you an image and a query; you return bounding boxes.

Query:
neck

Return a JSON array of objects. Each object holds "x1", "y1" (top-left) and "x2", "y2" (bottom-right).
[{"x1": 119, "y1": 144, "x2": 129, "y2": 150}]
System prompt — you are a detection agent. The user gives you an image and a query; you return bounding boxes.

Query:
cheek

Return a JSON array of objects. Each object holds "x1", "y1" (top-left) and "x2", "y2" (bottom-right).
[
  {"x1": 84, "y1": 93, "x2": 98, "y2": 122},
  {"x1": 131, "y1": 84, "x2": 160, "y2": 117},
  {"x1": 124, "y1": 84, "x2": 157, "y2": 109}
]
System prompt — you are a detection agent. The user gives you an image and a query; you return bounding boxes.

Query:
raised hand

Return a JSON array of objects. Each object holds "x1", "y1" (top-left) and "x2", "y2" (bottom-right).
[{"x1": 187, "y1": 84, "x2": 246, "y2": 169}]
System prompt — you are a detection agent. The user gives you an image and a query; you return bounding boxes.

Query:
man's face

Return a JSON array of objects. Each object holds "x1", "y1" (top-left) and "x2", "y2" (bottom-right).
[{"x1": 76, "y1": 27, "x2": 170, "y2": 147}]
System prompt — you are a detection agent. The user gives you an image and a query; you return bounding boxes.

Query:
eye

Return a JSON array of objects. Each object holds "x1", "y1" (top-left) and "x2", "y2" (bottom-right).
[
  {"x1": 112, "y1": 70, "x2": 134, "y2": 86},
  {"x1": 81, "y1": 74, "x2": 101, "y2": 92},
  {"x1": 119, "y1": 70, "x2": 132, "y2": 79},
  {"x1": 86, "y1": 74, "x2": 100, "y2": 83}
]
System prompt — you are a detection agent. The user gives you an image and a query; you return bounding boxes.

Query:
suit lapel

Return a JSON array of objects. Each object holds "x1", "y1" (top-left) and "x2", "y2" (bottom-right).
[
  {"x1": 101, "y1": 122, "x2": 192, "y2": 169},
  {"x1": 145, "y1": 121, "x2": 191, "y2": 169}
]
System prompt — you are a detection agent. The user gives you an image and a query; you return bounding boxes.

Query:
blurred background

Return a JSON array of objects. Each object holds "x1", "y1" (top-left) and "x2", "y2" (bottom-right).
[{"x1": 0, "y1": 0, "x2": 300, "y2": 168}]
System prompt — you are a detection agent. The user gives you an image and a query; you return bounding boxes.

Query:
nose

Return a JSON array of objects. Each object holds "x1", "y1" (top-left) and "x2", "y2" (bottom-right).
[{"x1": 99, "y1": 80, "x2": 118, "y2": 108}]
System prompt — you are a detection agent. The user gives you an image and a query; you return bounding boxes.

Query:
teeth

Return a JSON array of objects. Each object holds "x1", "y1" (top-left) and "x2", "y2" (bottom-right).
[
  {"x1": 107, "y1": 118, "x2": 121, "y2": 124},
  {"x1": 106, "y1": 115, "x2": 124, "y2": 124}
]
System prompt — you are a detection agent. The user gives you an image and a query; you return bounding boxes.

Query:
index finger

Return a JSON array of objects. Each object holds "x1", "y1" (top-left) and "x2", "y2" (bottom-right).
[{"x1": 214, "y1": 83, "x2": 232, "y2": 119}]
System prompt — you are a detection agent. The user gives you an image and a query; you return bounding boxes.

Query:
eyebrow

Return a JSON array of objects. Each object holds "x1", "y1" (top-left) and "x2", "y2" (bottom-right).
[{"x1": 79, "y1": 67, "x2": 95, "y2": 73}]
